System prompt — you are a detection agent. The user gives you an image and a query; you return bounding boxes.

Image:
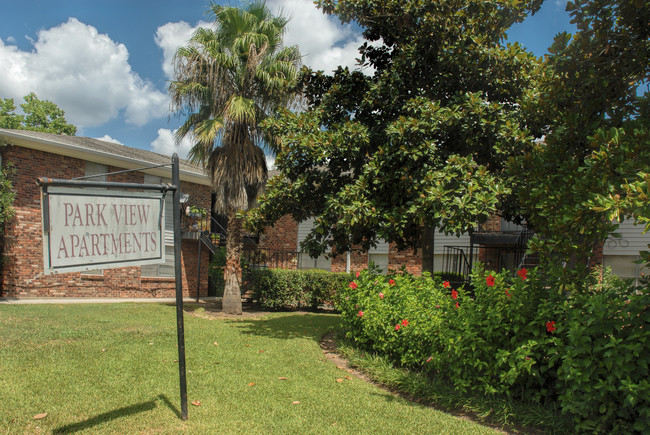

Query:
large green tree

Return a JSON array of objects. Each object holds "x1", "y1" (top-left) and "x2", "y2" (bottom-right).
[
  {"x1": 248, "y1": 0, "x2": 545, "y2": 263},
  {"x1": 508, "y1": 0, "x2": 649, "y2": 280},
  {"x1": 170, "y1": 1, "x2": 301, "y2": 314},
  {"x1": 0, "y1": 93, "x2": 77, "y2": 135}
]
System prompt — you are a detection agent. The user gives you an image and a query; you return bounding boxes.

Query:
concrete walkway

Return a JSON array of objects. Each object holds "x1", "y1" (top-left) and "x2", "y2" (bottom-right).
[{"x1": 0, "y1": 297, "x2": 220, "y2": 305}]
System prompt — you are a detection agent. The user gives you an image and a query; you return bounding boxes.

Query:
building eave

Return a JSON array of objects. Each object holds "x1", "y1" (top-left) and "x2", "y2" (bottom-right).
[{"x1": 0, "y1": 129, "x2": 211, "y2": 186}]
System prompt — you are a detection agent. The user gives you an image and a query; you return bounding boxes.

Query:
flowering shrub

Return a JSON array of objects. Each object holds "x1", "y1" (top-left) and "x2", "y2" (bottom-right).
[
  {"x1": 336, "y1": 265, "x2": 556, "y2": 395},
  {"x1": 336, "y1": 265, "x2": 649, "y2": 432}
]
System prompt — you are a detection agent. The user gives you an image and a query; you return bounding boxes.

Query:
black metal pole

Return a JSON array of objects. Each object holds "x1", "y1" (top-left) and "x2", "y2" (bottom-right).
[
  {"x1": 172, "y1": 154, "x2": 188, "y2": 420},
  {"x1": 196, "y1": 237, "x2": 202, "y2": 303}
]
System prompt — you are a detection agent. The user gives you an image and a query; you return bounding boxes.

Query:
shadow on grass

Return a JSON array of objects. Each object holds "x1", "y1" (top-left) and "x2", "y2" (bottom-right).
[
  {"x1": 52, "y1": 394, "x2": 180, "y2": 433},
  {"x1": 230, "y1": 313, "x2": 340, "y2": 341}
]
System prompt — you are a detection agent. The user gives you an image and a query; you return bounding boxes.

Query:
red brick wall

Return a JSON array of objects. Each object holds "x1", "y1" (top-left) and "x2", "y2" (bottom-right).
[
  {"x1": 258, "y1": 215, "x2": 298, "y2": 251},
  {"x1": 258, "y1": 215, "x2": 425, "y2": 275},
  {"x1": 331, "y1": 249, "x2": 367, "y2": 273},
  {"x1": 0, "y1": 145, "x2": 211, "y2": 298},
  {"x1": 388, "y1": 243, "x2": 422, "y2": 275}
]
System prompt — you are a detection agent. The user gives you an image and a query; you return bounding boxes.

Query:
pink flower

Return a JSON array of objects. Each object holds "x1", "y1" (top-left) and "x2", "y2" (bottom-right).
[
  {"x1": 357, "y1": 311, "x2": 364, "y2": 317},
  {"x1": 395, "y1": 324, "x2": 401, "y2": 331},
  {"x1": 486, "y1": 274, "x2": 495, "y2": 287},
  {"x1": 349, "y1": 281, "x2": 358, "y2": 289},
  {"x1": 451, "y1": 289, "x2": 458, "y2": 300},
  {"x1": 401, "y1": 319, "x2": 409, "y2": 326},
  {"x1": 356, "y1": 270, "x2": 360, "y2": 278},
  {"x1": 443, "y1": 281, "x2": 450, "y2": 288},
  {"x1": 426, "y1": 356, "x2": 433, "y2": 363},
  {"x1": 435, "y1": 305, "x2": 441, "y2": 308},
  {"x1": 379, "y1": 292, "x2": 384, "y2": 299},
  {"x1": 517, "y1": 268, "x2": 528, "y2": 281},
  {"x1": 389, "y1": 279, "x2": 395, "y2": 286}
]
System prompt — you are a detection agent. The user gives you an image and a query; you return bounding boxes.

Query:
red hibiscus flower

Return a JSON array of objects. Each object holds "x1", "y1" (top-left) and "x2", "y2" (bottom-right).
[
  {"x1": 443, "y1": 281, "x2": 450, "y2": 288},
  {"x1": 349, "y1": 281, "x2": 358, "y2": 289},
  {"x1": 455, "y1": 301, "x2": 459, "y2": 309},
  {"x1": 486, "y1": 275, "x2": 495, "y2": 287},
  {"x1": 517, "y1": 268, "x2": 528, "y2": 281},
  {"x1": 357, "y1": 311, "x2": 364, "y2": 317},
  {"x1": 395, "y1": 324, "x2": 401, "y2": 331},
  {"x1": 401, "y1": 319, "x2": 409, "y2": 326},
  {"x1": 355, "y1": 270, "x2": 360, "y2": 278},
  {"x1": 379, "y1": 292, "x2": 384, "y2": 299},
  {"x1": 546, "y1": 321, "x2": 556, "y2": 333},
  {"x1": 505, "y1": 289, "x2": 511, "y2": 299},
  {"x1": 389, "y1": 279, "x2": 395, "y2": 286},
  {"x1": 451, "y1": 289, "x2": 458, "y2": 300}
]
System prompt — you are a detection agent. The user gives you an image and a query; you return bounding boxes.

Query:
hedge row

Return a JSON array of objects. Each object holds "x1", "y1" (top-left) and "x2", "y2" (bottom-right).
[{"x1": 249, "y1": 268, "x2": 352, "y2": 310}]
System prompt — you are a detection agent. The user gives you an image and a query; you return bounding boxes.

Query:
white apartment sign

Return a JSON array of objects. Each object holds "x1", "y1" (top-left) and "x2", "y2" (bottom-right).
[{"x1": 42, "y1": 187, "x2": 165, "y2": 274}]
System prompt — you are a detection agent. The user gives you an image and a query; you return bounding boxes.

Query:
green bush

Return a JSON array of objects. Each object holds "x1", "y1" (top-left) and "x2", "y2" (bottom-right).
[
  {"x1": 556, "y1": 270, "x2": 650, "y2": 433},
  {"x1": 337, "y1": 265, "x2": 649, "y2": 433},
  {"x1": 250, "y1": 268, "x2": 351, "y2": 310}
]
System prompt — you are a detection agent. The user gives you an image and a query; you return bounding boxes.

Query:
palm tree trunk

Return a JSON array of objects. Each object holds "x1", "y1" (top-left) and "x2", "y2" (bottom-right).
[{"x1": 222, "y1": 209, "x2": 243, "y2": 314}]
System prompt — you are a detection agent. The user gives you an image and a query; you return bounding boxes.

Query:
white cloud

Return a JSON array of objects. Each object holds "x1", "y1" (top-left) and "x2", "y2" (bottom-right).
[
  {"x1": 154, "y1": 1, "x2": 372, "y2": 78},
  {"x1": 267, "y1": 0, "x2": 370, "y2": 73},
  {"x1": 95, "y1": 135, "x2": 123, "y2": 144},
  {"x1": 150, "y1": 128, "x2": 194, "y2": 159},
  {"x1": 0, "y1": 18, "x2": 168, "y2": 128},
  {"x1": 155, "y1": 21, "x2": 210, "y2": 79}
]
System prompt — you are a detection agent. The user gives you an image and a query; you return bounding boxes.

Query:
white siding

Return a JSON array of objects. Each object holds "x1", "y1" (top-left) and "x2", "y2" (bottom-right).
[
  {"x1": 434, "y1": 229, "x2": 470, "y2": 254},
  {"x1": 141, "y1": 174, "x2": 173, "y2": 278},
  {"x1": 603, "y1": 220, "x2": 650, "y2": 286},
  {"x1": 297, "y1": 218, "x2": 331, "y2": 271},
  {"x1": 433, "y1": 229, "x2": 470, "y2": 272},
  {"x1": 604, "y1": 220, "x2": 650, "y2": 256},
  {"x1": 369, "y1": 240, "x2": 389, "y2": 254}
]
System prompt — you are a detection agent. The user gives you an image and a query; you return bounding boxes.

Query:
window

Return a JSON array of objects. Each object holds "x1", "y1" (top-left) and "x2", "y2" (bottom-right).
[{"x1": 368, "y1": 240, "x2": 389, "y2": 274}]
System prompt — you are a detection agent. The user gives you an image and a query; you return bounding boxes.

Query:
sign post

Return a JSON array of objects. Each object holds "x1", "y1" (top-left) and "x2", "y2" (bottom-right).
[
  {"x1": 38, "y1": 155, "x2": 189, "y2": 420},
  {"x1": 172, "y1": 154, "x2": 188, "y2": 420}
]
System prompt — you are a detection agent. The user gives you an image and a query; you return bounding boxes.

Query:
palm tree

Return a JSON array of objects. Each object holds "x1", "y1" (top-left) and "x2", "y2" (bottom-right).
[{"x1": 170, "y1": 1, "x2": 301, "y2": 314}]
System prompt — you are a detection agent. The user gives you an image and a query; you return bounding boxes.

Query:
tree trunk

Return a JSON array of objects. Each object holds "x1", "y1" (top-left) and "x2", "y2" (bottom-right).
[
  {"x1": 222, "y1": 209, "x2": 243, "y2": 314},
  {"x1": 422, "y1": 226, "x2": 435, "y2": 275}
]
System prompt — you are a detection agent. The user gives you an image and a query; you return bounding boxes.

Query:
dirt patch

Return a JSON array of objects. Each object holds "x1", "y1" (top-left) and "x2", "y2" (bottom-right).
[
  {"x1": 181, "y1": 301, "x2": 270, "y2": 319},
  {"x1": 319, "y1": 331, "x2": 376, "y2": 384}
]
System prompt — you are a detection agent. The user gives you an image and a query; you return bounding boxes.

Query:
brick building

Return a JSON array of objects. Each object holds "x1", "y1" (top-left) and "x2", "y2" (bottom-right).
[
  {"x1": 0, "y1": 129, "x2": 212, "y2": 299},
  {"x1": 257, "y1": 192, "x2": 649, "y2": 284}
]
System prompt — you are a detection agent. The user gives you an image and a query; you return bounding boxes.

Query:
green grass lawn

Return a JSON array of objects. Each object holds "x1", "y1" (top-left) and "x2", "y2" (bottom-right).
[{"x1": 0, "y1": 303, "x2": 498, "y2": 434}]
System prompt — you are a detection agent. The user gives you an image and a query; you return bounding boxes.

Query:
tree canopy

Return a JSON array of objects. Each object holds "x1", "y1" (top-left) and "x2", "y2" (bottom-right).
[
  {"x1": 508, "y1": 0, "x2": 649, "y2": 274},
  {"x1": 0, "y1": 93, "x2": 77, "y2": 135},
  {"x1": 248, "y1": 0, "x2": 546, "y2": 257}
]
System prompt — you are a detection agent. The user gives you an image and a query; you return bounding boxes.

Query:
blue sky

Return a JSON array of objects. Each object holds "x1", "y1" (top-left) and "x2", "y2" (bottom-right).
[{"x1": 0, "y1": 0, "x2": 575, "y2": 161}]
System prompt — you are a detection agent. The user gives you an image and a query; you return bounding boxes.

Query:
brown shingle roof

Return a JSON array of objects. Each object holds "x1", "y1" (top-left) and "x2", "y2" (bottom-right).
[{"x1": 0, "y1": 128, "x2": 210, "y2": 184}]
